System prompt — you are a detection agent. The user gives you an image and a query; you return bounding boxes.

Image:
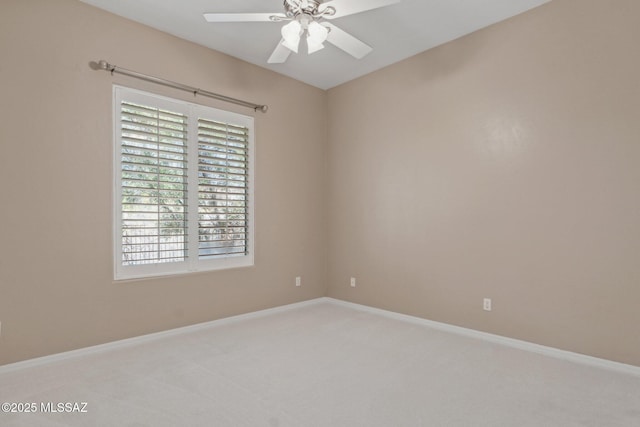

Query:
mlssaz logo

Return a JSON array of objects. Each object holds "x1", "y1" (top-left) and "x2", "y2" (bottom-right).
[{"x1": 40, "y1": 402, "x2": 88, "y2": 413}]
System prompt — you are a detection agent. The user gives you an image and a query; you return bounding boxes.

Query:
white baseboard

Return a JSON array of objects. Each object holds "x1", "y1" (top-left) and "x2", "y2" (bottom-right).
[
  {"x1": 2, "y1": 296, "x2": 639, "y2": 378},
  {"x1": 324, "y1": 297, "x2": 640, "y2": 377},
  {"x1": 0, "y1": 298, "x2": 326, "y2": 374}
]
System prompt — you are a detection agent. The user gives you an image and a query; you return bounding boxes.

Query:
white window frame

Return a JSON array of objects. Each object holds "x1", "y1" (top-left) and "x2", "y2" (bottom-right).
[{"x1": 113, "y1": 86, "x2": 255, "y2": 280}]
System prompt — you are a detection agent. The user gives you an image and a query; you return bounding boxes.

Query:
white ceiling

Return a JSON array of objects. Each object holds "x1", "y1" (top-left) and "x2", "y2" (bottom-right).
[{"x1": 79, "y1": 0, "x2": 551, "y2": 90}]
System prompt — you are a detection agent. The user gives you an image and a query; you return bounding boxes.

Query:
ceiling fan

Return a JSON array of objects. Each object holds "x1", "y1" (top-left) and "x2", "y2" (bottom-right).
[{"x1": 203, "y1": 0, "x2": 401, "y2": 64}]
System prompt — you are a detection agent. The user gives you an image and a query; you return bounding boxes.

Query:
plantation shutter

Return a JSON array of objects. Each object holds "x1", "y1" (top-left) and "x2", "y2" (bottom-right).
[
  {"x1": 119, "y1": 101, "x2": 189, "y2": 266},
  {"x1": 197, "y1": 118, "x2": 249, "y2": 258},
  {"x1": 114, "y1": 86, "x2": 254, "y2": 280}
]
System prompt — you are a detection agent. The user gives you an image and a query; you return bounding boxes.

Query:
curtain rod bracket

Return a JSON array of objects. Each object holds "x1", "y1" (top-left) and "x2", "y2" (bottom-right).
[{"x1": 90, "y1": 59, "x2": 268, "y2": 113}]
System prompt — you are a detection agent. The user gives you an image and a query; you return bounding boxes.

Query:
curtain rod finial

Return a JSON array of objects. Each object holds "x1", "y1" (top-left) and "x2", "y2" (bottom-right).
[
  {"x1": 257, "y1": 105, "x2": 268, "y2": 113},
  {"x1": 89, "y1": 60, "x2": 111, "y2": 71},
  {"x1": 89, "y1": 60, "x2": 106, "y2": 71},
  {"x1": 90, "y1": 60, "x2": 110, "y2": 71}
]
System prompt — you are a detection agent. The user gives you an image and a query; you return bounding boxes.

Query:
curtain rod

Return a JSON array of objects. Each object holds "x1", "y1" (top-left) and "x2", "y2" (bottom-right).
[{"x1": 90, "y1": 60, "x2": 268, "y2": 113}]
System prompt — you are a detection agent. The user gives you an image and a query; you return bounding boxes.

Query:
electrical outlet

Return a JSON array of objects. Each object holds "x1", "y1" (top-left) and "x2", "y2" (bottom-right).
[
  {"x1": 295, "y1": 276, "x2": 301, "y2": 287},
  {"x1": 350, "y1": 277, "x2": 356, "y2": 287},
  {"x1": 483, "y1": 298, "x2": 492, "y2": 311}
]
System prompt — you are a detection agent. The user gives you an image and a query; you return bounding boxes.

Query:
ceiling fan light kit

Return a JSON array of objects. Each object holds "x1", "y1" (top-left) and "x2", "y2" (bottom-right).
[
  {"x1": 281, "y1": 20, "x2": 302, "y2": 53},
  {"x1": 203, "y1": 0, "x2": 401, "y2": 64},
  {"x1": 307, "y1": 21, "x2": 329, "y2": 54},
  {"x1": 281, "y1": 16, "x2": 330, "y2": 55}
]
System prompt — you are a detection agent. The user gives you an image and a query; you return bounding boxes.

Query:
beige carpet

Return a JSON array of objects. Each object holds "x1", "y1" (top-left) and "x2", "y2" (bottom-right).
[{"x1": 1, "y1": 300, "x2": 639, "y2": 426}]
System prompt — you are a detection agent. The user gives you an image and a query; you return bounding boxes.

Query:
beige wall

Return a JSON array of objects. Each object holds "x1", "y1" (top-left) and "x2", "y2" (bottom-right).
[
  {"x1": 327, "y1": 0, "x2": 640, "y2": 366},
  {"x1": 0, "y1": 0, "x2": 327, "y2": 365},
  {"x1": 2, "y1": 0, "x2": 639, "y2": 368}
]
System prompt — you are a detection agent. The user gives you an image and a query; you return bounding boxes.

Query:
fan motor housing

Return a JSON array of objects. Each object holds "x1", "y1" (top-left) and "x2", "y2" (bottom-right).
[{"x1": 284, "y1": 0, "x2": 322, "y2": 18}]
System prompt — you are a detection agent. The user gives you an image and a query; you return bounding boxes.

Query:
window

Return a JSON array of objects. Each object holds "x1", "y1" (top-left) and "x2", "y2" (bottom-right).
[{"x1": 113, "y1": 86, "x2": 254, "y2": 280}]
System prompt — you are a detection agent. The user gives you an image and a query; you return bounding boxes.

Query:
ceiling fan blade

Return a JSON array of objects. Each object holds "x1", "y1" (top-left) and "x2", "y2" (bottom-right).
[
  {"x1": 321, "y1": 0, "x2": 401, "y2": 19},
  {"x1": 203, "y1": 13, "x2": 284, "y2": 22},
  {"x1": 268, "y1": 40, "x2": 293, "y2": 64},
  {"x1": 324, "y1": 23, "x2": 372, "y2": 59}
]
